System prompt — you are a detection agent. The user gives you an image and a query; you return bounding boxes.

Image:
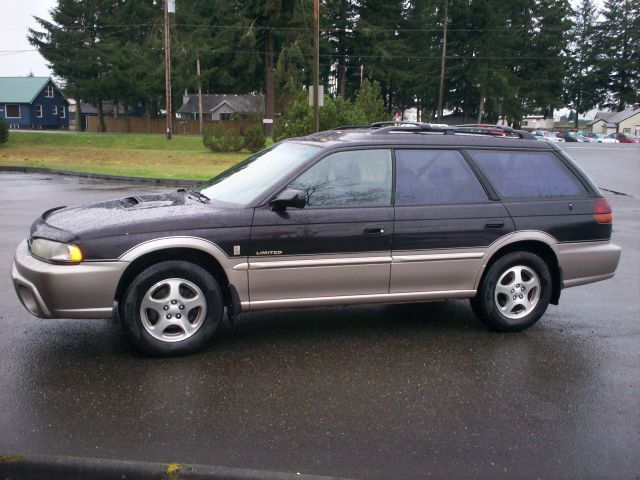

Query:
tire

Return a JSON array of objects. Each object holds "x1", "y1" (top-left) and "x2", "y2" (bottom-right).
[
  {"x1": 121, "y1": 260, "x2": 224, "y2": 356},
  {"x1": 471, "y1": 251, "x2": 552, "y2": 332}
]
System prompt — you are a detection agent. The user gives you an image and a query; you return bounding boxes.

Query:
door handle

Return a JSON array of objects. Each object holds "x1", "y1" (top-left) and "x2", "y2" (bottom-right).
[
  {"x1": 363, "y1": 227, "x2": 385, "y2": 235},
  {"x1": 484, "y1": 221, "x2": 504, "y2": 229}
]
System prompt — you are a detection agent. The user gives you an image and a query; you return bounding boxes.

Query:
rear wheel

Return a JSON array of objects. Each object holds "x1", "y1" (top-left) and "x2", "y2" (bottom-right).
[
  {"x1": 121, "y1": 260, "x2": 223, "y2": 356},
  {"x1": 471, "y1": 251, "x2": 552, "y2": 331}
]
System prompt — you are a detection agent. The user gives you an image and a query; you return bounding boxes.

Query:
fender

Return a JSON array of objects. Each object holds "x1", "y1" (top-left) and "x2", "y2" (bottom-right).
[
  {"x1": 474, "y1": 230, "x2": 559, "y2": 291},
  {"x1": 118, "y1": 236, "x2": 249, "y2": 305}
]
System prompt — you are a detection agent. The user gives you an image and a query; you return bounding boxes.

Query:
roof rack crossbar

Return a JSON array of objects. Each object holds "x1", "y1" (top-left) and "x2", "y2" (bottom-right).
[{"x1": 454, "y1": 124, "x2": 536, "y2": 139}]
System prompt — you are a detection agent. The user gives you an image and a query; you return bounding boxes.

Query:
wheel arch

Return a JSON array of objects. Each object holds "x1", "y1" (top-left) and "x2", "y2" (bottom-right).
[
  {"x1": 475, "y1": 232, "x2": 562, "y2": 305},
  {"x1": 114, "y1": 237, "x2": 247, "y2": 314}
]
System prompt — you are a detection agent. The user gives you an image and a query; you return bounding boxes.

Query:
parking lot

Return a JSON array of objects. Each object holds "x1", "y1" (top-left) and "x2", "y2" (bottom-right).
[{"x1": 0, "y1": 143, "x2": 638, "y2": 479}]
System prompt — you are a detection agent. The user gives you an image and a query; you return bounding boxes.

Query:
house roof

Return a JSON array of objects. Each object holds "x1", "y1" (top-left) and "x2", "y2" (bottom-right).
[
  {"x1": 0, "y1": 76, "x2": 54, "y2": 103},
  {"x1": 178, "y1": 94, "x2": 264, "y2": 115},
  {"x1": 591, "y1": 108, "x2": 640, "y2": 126},
  {"x1": 608, "y1": 108, "x2": 640, "y2": 124}
]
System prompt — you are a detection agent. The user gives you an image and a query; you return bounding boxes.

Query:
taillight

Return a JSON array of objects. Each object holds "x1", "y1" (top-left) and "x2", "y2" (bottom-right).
[{"x1": 593, "y1": 197, "x2": 613, "y2": 224}]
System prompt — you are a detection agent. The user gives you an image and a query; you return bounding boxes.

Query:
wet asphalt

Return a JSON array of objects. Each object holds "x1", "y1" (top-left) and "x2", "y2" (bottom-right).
[{"x1": 0, "y1": 143, "x2": 639, "y2": 479}]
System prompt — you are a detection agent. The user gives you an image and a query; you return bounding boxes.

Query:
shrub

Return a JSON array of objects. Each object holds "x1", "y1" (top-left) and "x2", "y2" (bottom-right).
[
  {"x1": 273, "y1": 91, "x2": 368, "y2": 142},
  {"x1": 202, "y1": 123, "x2": 243, "y2": 152},
  {"x1": 243, "y1": 124, "x2": 266, "y2": 152},
  {"x1": 0, "y1": 118, "x2": 8, "y2": 144},
  {"x1": 355, "y1": 79, "x2": 387, "y2": 124}
]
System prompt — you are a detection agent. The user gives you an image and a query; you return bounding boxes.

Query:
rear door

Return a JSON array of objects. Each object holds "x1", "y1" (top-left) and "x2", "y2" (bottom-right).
[
  {"x1": 391, "y1": 148, "x2": 514, "y2": 294},
  {"x1": 248, "y1": 148, "x2": 394, "y2": 305}
]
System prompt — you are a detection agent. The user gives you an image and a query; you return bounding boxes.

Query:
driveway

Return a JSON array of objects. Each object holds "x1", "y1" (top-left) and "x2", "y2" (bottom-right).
[{"x1": 0, "y1": 144, "x2": 638, "y2": 479}]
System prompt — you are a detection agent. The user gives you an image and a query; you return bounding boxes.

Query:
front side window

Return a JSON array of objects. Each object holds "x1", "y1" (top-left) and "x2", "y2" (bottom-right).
[
  {"x1": 289, "y1": 149, "x2": 392, "y2": 207},
  {"x1": 5, "y1": 104, "x2": 20, "y2": 118},
  {"x1": 468, "y1": 150, "x2": 588, "y2": 199},
  {"x1": 196, "y1": 142, "x2": 320, "y2": 207},
  {"x1": 395, "y1": 149, "x2": 488, "y2": 205},
  {"x1": 35, "y1": 105, "x2": 43, "y2": 118}
]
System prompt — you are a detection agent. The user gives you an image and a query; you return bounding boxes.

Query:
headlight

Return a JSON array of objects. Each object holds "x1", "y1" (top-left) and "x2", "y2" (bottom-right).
[{"x1": 30, "y1": 238, "x2": 83, "y2": 263}]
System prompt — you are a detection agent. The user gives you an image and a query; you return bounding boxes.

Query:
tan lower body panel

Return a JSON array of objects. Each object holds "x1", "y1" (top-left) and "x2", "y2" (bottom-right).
[
  {"x1": 247, "y1": 253, "x2": 392, "y2": 302},
  {"x1": 243, "y1": 249, "x2": 484, "y2": 311},
  {"x1": 242, "y1": 289, "x2": 476, "y2": 311},
  {"x1": 390, "y1": 249, "x2": 485, "y2": 293},
  {"x1": 12, "y1": 240, "x2": 126, "y2": 319},
  {"x1": 553, "y1": 240, "x2": 621, "y2": 288}
]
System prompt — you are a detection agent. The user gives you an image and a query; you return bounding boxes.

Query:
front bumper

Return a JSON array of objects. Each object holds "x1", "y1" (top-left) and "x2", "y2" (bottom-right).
[{"x1": 11, "y1": 240, "x2": 127, "y2": 319}]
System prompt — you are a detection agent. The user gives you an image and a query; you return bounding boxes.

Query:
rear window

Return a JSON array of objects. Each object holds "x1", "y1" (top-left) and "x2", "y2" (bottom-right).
[{"x1": 468, "y1": 150, "x2": 588, "y2": 199}]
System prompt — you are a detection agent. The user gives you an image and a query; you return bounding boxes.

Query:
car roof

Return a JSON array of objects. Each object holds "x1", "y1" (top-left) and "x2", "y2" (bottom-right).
[{"x1": 290, "y1": 127, "x2": 556, "y2": 151}]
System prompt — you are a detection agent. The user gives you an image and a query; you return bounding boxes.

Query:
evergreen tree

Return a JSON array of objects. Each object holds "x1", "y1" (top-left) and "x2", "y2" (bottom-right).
[
  {"x1": 29, "y1": 0, "x2": 112, "y2": 131},
  {"x1": 594, "y1": 0, "x2": 640, "y2": 110},
  {"x1": 564, "y1": 0, "x2": 600, "y2": 128}
]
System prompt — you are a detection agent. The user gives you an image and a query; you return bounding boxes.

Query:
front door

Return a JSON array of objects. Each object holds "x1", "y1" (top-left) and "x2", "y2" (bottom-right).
[{"x1": 248, "y1": 148, "x2": 394, "y2": 308}]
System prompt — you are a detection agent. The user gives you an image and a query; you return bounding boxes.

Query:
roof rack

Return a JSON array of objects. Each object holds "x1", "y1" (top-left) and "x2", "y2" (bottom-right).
[
  {"x1": 455, "y1": 124, "x2": 536, "y2": 139},
  {"x1": 333, "y1": 122, "x2": 536, "y2": 140}
]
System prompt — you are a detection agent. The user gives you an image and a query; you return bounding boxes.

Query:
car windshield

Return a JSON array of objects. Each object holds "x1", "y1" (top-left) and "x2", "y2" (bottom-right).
[{"x1": 194, "y1": 142, "x2": 320, "y2": 207}]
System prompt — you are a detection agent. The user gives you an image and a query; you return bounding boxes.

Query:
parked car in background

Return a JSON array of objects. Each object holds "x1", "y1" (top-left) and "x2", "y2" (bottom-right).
[
  {"x1": 581, "y1": 132, "x2": 604, "y2": 143},
  {"x1": 540, "y1": 131, "x2": 565, "y2": 143},
  {"x1": 604, "y1": 133, "x2": 640, "y2": 144},
  {"x1": 560, "y1": 131, "x2": 579, "y2": 142}
]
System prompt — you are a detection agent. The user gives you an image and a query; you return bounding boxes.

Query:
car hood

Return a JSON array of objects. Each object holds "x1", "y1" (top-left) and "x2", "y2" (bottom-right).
[{"x1": 30, "y1": 191, "x2": 248, "y2": 242}]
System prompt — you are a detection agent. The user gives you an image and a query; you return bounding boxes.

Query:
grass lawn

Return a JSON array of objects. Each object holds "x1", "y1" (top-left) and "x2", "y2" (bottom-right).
[{"x1": 0, "y1": 131, "x2": 250, "y2": 180}]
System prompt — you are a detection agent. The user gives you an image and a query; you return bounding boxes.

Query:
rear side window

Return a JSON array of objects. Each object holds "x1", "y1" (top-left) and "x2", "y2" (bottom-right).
[
  {"x1": 468, "y1": 150, "x2": 588, "y2": 199},
  {"x1": 395, "y1": 149, "x2": 488, "y2": 205}
]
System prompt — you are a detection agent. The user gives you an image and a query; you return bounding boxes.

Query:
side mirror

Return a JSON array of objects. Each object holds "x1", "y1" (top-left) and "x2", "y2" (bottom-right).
[{"x1": 270, "y1": 189, "x2": 306, "y2": 211}]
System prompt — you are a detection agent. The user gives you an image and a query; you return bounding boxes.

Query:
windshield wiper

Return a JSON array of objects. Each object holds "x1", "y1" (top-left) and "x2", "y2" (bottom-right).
[{"x1": 178, "y1": 187, "x2": 210, "y2": 203}]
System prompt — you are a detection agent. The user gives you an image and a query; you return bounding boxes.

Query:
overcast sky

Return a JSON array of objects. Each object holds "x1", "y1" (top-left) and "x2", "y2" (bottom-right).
[{"x1": 0, "y1": 0, "x2": 55, "y2": 76}]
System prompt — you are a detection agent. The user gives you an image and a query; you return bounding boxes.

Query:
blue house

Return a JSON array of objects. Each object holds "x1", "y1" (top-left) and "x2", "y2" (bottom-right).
[{"x1": 0, "y1": 77, "x2": 70, "y2": 129}]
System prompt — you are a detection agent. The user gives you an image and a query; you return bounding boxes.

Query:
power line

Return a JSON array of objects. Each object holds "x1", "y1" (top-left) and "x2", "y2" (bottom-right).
[{"x1": 0, "y1": 47, "x2": 583, "y2": 61}]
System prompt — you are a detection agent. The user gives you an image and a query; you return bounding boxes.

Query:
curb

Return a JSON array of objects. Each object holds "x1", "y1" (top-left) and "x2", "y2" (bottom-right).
[
  {"x1": 0, "y1": 166, "x2": 201, "y2": 186},
  {"x1": 0, "y1": 453, "x2": 353, "y2": 480}
]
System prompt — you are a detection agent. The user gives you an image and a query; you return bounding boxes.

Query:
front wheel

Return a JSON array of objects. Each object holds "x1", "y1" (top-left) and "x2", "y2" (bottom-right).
[
  {"x1": 471, "y1": 251, "x2": 552, "y2": 332},
  {"x1": 121, "y1": 260, "x2": 224, "y2": 356}
]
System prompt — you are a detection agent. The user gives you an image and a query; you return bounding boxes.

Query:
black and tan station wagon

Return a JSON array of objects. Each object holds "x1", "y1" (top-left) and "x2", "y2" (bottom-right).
[{"x1": 12, "y1": 123, "x2": 621, "y2": 356}]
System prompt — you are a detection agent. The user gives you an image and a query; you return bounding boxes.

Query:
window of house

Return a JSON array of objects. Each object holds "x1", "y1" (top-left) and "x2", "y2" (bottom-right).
[
  {"x1": 395, "y1": 150, "x2": 488, "y2": 205},
  {"x1": 35, "y1": 105, "x2": 43, "y2": 118},
  {"x1": 45, "y1": 85, "x2": 54, "y2": 98},
  {"x1": 468, "y1": 150, "x2": 588, "y2": 199},
  {"x1": 52, "y1": 105, "x2": 58, "y2": 116},
  {"x1": 220, "y1": 112, "x2": 232, "y2": 121},
  {"x1": 60, "y1": 106, "x2": 65, "y2": 118},
  {"x1": 5, "y1": 104, "x2": 21, "y2": 118},
  {"x1": 289, "y1": 149, "x2": 392, "y2": 207}
]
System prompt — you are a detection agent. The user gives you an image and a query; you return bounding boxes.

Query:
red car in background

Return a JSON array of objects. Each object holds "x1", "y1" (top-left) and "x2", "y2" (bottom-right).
[{"x1": 605, "y1": 133, "x2": 640, "y2": 144}]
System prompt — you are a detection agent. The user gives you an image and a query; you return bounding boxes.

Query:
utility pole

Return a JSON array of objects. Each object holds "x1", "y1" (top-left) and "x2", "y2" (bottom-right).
[
  {"x1": 197, "y1": 53, "x2": 203, "y2": 135},
  {"x1": 164, "y1": 0, "x2": 173, "y2": 139},
  {"x1": 437, "y1": 0, "x2": 448, "y2": 121},
  {"x1": 312, "y1": 0, "x2": 319, "y2": 132}
]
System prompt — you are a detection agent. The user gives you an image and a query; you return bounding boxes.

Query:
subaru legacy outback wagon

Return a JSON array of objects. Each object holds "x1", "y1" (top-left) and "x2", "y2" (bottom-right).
[{"x1": 12, "y1": 123, "x2": 621, "y2": 356}]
